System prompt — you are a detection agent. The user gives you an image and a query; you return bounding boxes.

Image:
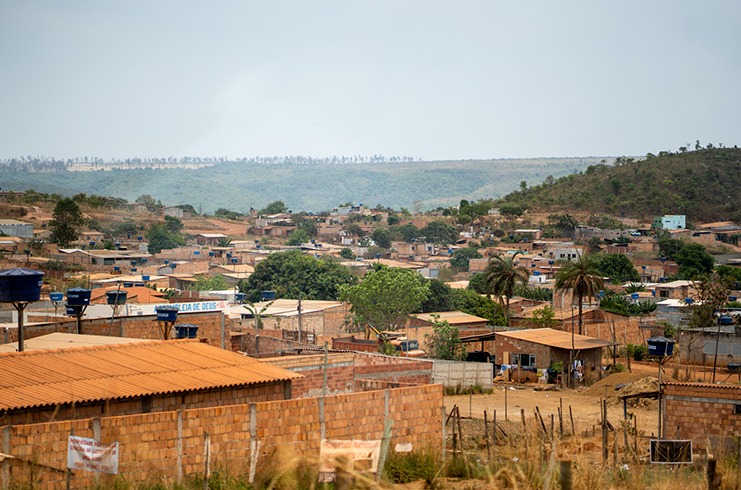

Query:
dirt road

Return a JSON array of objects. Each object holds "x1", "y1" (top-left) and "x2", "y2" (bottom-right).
[{"x1": 445, "y1": 366, "x2": 662, "y2": 439}]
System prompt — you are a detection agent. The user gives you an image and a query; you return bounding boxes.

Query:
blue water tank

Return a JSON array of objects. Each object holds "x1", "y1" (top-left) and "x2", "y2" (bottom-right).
[
  {"x1": 647, "y1": 336, "x2": 675, "y2": 357},
  {"x1": 174, "y1": 324, "x2": 199, "y2": 339},
  {"x1": 156, "y1": 306, "x2": 179, "y2": 323},
  {"x1": 106, "y1": 290, "x2": 128, "y2": 305},
  {"x1": 719, "y1": 316, "x2": 733, "y2": 325},
  {"x1": 0, "y1": 268, "x2": 44, "y2": 302},
  {"x1": 208, "y1": 251, "x2": 215, "y2": 257},
  {"x1": 235, "y1": 292, "x2": 246, "y2": 302},
  {"x1": 141, "y1": 258, "x2": 148, "y2": 263},
  {"x1": 730, "y1": 296, "x2": 738, "y2": 302},
  {"x1": 631, "y1": 293, "x2": 640, "y2": 300},
  {"x1": 194, "y1": 251, "x2": 200, "y2": 255},
  {"x1": 142, "y1": 275, "x2": 150, "y2": 281},
  {"x1": 231, "y1": 258, "x2": 239, "y2": 264},
  {"x1": 66, "y1": 287, "x2": 91, "y2": 306},
  {"x1": 261, "y1": 290, "x2": 276, "y2": 301},
  {"x1": 123, "y1": 282, "x2": 134, "y2": 288},
  {"x1": 114, "y1": 266, "x2": 121, "y2": 272},
  {"x1": 49, "y1": 292, "x2": 64, "y2": 303}
]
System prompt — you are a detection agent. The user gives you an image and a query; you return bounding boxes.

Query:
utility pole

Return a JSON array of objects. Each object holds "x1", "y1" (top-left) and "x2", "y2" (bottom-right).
[{"x1": 297, "y1": 296, "x2": 303, "y2": 343}]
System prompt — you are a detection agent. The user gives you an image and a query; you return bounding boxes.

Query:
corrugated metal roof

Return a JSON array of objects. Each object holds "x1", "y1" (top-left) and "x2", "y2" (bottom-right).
[
  {"x1": 664, "y1": 381, "x2": 741, "y2": 391},
  {"x1": 0, "y1": 333, "x2": 152, "y2": 353},
  {"x1": 412, "y1": 311, "x2": 488, "y2": 325},
  {"x1": 496, "y1": 328, "x2": 616, "y2": 350},
  {"x1": 0, "y1": 340, "x2": 301, "y2": 411}
]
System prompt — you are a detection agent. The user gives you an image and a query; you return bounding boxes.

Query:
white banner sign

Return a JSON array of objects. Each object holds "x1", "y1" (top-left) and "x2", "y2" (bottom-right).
[
  {"x1": 67, "y1": 435, "x2": 119, "y2": 474},
  {"x1": 318, "y1": 439, "x2": 381, "y2": 482}
]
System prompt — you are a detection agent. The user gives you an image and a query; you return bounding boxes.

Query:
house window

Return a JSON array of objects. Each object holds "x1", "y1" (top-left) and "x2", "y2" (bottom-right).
[
  {"x1": 659, "y1": 290, "x2": 669, "y2": 298},
  {"x1": 512, "y1": 353, "x2": 536, "y2": 368},
  {"x1": 735, "y1": 405, "x2": 741, "y2": 415}
]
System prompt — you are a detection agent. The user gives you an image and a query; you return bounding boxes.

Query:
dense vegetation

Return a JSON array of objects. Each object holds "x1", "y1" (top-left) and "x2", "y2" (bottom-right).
[
  {"x1": 0, "y1": 156, "x2": 599, "y2": 213},
  {"x1": 493, "y1": 146, "x2": 741, "y2": 222}
]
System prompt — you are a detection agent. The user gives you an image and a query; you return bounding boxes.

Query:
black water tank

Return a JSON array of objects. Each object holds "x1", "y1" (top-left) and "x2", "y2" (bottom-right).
[{"x1": 0, "y1": 268, "x2": 44, "y2": 302}]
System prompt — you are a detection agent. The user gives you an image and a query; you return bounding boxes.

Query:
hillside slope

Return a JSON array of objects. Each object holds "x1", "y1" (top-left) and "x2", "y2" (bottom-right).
[
  {"x1": 0, "y1": 157, "x2": 601, "y2": 213},
  {"x1": 494, "y1": 148, "x2": 741, "y2": 223}
]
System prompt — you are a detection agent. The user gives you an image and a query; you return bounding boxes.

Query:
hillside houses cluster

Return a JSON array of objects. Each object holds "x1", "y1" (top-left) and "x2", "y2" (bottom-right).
[{"x1": 1, "y1": 200, "x2": 741, "y2": 486}]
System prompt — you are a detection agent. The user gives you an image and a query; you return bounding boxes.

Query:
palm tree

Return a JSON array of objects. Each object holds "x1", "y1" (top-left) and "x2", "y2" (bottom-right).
[
  {"x1": 484, "y1": 252, "x2": 529, "y2": 327},
  {"x1": 555, "y1": 253, "x2": 604, "y2": 335}
]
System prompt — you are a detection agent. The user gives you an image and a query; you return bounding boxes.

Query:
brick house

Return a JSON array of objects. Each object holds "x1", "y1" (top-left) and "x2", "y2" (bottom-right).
[
  {"x1": 494, "y1": 328, "x2": 615, "y2": 373},
  {"x1": 0, "y1": 340, "x2": 300, "y2": 425},
  {"x1": 663, "y1": 382, "x2": 741, "y2": 449}
]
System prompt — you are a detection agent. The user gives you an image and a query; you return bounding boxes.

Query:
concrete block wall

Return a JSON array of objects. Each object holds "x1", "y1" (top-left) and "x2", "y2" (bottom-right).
[
  {"x1": 432, "y1": 360, "x2": 493, "y2": 389},
  {"x1": 1, "y1": 384, "x2": 443, "y2": 489},
  {"x1": 664, "y1": 383, "x2": 741, "y2": 449}
]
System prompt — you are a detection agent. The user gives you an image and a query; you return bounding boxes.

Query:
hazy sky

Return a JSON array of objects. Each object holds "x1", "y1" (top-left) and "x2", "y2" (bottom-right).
[{"x1": 1, "y1": 1, "x2": 740, "y2": 161}]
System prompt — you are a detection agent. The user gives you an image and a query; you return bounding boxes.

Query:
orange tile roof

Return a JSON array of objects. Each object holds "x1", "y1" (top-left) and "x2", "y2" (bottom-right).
[{"x1": 0, "y1": 340, "x2": 301, "y2": 411}]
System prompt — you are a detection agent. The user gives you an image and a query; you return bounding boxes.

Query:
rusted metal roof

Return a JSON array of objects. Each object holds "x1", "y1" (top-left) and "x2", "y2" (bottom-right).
[
  {"x1": 0, "y1": 340, "x2": 301, "y2": 411},
  {"x1": 495, "y1": 328, "x2": 616, "y2": 350},
  {"x1": 412, "y1": 311, "x2": 489, "y2": 325}
]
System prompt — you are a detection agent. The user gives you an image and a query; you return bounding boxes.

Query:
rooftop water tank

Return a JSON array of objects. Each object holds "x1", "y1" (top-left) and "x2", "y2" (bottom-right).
[
  {"x1": 106, "y1": 290, "x2": 128, "y2": 305},
  {"x1": 66, "y1": 287, "x2": 91, "y2": 306},
  {"x1": 174, "y1": 324, "x2": 199, "y2": 339},
  {"x1": 0, "y1": 268, "x2": 44, "y2": 302},
  {"x1": 156, "y1": 306, "x2": 179, "y2": 323},
  {"x1": 261, "y1": 290, "x2": 276, "y2": 301},
  {"x1": 49, "y1": 292, "x2": 64, "y2": 303},
  {"x1": 647, "y1": 336, "x2": 675, "y2": 357}
]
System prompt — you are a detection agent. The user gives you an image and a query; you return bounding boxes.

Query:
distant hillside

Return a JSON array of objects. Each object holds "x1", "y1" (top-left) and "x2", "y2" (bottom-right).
[
  {"x1": 0, "y1": 157, "x2": 603, "y2": 213},
  {"x1": 494, "y1": 148, "x2": 741, "y2": 223}
]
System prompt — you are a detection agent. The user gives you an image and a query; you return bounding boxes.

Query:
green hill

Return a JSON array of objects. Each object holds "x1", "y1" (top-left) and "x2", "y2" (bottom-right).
[
  {"x1": 494, "y1": 148, "x2": 741, "y2": 223},
  {"x1": 0, "y1": 157, "x2": 602, "y2": 213}
]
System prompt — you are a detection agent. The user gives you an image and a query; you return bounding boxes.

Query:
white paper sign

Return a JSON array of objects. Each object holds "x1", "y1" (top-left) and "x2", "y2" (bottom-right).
[{"x1": 67, "y1": 435, "x2": 119, "y2": 474}]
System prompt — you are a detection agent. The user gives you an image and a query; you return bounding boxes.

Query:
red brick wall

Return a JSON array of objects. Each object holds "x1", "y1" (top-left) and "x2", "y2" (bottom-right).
[
  {"x1": 3, "y1": 384, "x2": 444, "y2": 489},
  {"x1": 664, "y1": 383, "x2": 741, "y2": 449},
  {"x1": 0, "y1": 382, "x2": 288, "y2": 426},
  {"x1": 19, "y1": 311, "x2": 229, "y2": 346},
  {"x1": 263, "y1": 353, "x2": 355, "y2": 397},
  {"x1": 353, "y1": 352, "x2": 434, "y2": 384}
]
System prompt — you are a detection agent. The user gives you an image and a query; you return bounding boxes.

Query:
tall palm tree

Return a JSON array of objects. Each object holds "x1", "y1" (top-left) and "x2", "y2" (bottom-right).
[
  {"x1": 555, "y1": 253, "x2": 604, "y2": 335},
  {"x1": 484, "y1": 252, "x2": 529, "y2": 327}
]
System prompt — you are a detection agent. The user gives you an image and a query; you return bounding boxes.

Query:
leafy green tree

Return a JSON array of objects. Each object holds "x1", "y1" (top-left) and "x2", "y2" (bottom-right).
[
  {"x1": 164, "y1": 215, "x2": 183, "y2": 233},
  {"x1": 450, "y1": 289, "x2": 506, "y2": 325},
  {"x1": 217, "y1": 236, "x2": 233, "y2": 248},
  {"x1": 135, "y1": 194, "x2": 161, "y2": 212},
  {"x1": 339, "y1": 247, "x2": 355, "y2": 260},
  {"x1": 531, "y1": 305, "x2": 557, "y2": 328},
  {"x1": 371, "y1": 228, "x2": 392, "y2": 249},
  {"x1": 339, "y1": 266, "x2": 429, "y2": 330},
  {"x1": 657, "y1": 234, "x2": 684, "y2": 260},
  {"x1": 484, "y1": 253, "x2": 529, "y2": 326},
  {"x1": 421, "y1": 279, "x2": 455, "y2": 312},
  {"x1": 555, "y1": 253, "x2": 604, "y2": 335},
  {"x1": 146, "y1": 223, "x2": 186, "y2": 254},
  {"x1": 260, "y1": 200, "x2": 288, "y2": 215},
  {"x1": 286, "y1": 228, "x2": 310, "y2": 246},
  {"x1": 595, "y1": 254, "x2": 640, "y2": 283},
  {"x1": 343, "y1": 223, "x2": 366, "y2": 238},
  {"x1": 292, "y1": 214, "x2": 318, "y2": 238},
  {"x1": 467, "y1": 273, "x2": 488, "y2": 294},
  {"x1": 499, "y1": 203, "x2": 525, "y2": 218},
  {"x1": 458, "y1": 199, "x2": 492, "y2": 226},
  {"x1": 49, "y1": 198, "x2": 84, "y2": 246},
  {"x1": 420, "y1": 221, "x2": 458, "y2": 245},
  {"x1": 390, "y1": 223, "x2": 420, "y2": 242},
  {"x1": 187, "y1": 274, "x2": 230, "y2": 291},
  {"x1": 547, "y1": 213, "x2": 579, "y2": 236},
  {"x1": 239, "y1": 251, "x2": 355, "y2": 302},
  {"x1": 449, "y1": 248, "x2": 483, "y2": 271},
  {"x1": 675, "y1": 243, "x2": 714, "y2": 279},
  {"x1": 424, "y1": 316, "x2": 466, "y2": 360}
]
